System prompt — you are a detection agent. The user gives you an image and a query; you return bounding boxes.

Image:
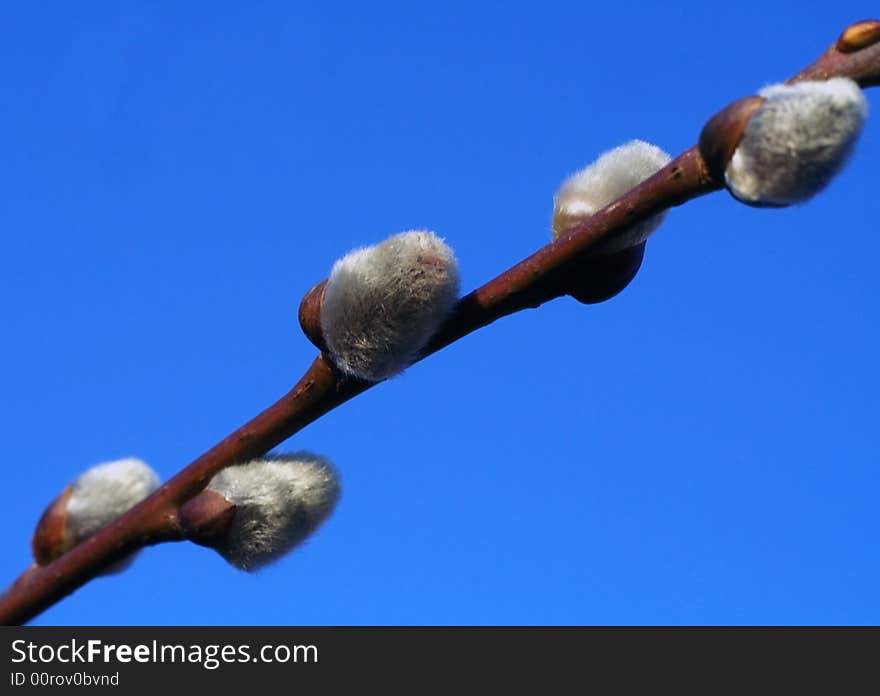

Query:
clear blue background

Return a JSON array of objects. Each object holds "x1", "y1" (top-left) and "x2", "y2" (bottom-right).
[{"x1": 1, "y1": 1, "x2": 877, "y2": 625}]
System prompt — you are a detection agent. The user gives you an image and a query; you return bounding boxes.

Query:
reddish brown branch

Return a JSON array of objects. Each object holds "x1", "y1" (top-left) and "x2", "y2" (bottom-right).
[
  {"x1": 794, "y1": 20, "x2": 880, "y2": 86},
  {"x1": 1, "y1": 19, "x2": 878, "y2": 625}
]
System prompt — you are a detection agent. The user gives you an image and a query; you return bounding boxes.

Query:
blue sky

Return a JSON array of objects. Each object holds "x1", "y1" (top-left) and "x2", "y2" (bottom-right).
[{"x1": 0, "y1": 1, "x2": 877, "y2": 625}]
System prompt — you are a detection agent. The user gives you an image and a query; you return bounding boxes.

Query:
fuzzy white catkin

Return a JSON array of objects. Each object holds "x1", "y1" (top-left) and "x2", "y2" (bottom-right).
[
  {"x1": 320, "y1": 230, "x2": 460, "y2": 381},
  {"x1": 725, "y1": 78, "x2": 868, "y2": 206},
  {"x1": 65, "y1": 458, "x2": 160, "y2": 573},
  {"x1": 552, "y1": 140, "x2": 672, "y2": 253},
  {"x1": 206, "y1": 453, "x2": 341, "y2": 571},
  {"x1": 66, "y1": 458, "x2": 160, "y2": 542}
]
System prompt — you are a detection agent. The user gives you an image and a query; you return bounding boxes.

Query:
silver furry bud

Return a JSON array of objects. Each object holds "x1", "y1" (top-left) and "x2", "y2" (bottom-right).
[
  {"x1": 552, "y1": 140, "x2": 671, "y2": 253},
  {"x1": 205, "y1": 453, "x2": 341, "y2": 571},
  {"x1": 320, "y1": 231, "x2": 460, "y2": 381},
  {"x1": 725, "y1": 78, "x2": 867, "y2": 206}
]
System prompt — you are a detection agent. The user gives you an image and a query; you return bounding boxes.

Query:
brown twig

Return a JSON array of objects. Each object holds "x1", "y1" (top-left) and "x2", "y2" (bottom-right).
[{"x1": 1, "y1": 20, "x2": 878, "y2": 626}]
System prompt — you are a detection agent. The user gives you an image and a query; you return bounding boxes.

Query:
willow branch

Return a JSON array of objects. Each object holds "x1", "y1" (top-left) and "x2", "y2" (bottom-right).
[{"x1": 1, "y1": 20, "x2": 878, "y2": 626}]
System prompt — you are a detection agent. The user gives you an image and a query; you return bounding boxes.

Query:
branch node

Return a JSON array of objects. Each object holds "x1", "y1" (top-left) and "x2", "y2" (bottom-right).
[
  {"x1": 561, "y1": 242, "x2": 647, "y2": 305},
  {"x1": 178, "y1": 490, "x2": 237, "y2": 548},
  {"x1": 299, "y1": 279, "x2": 328, "y2": 352},
  {"x1": 698, "y1": 95, "x2": 765, "y2": 183},
  {"x1": 31, "y1": 487, "x2": 73, "y2": 566}
]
